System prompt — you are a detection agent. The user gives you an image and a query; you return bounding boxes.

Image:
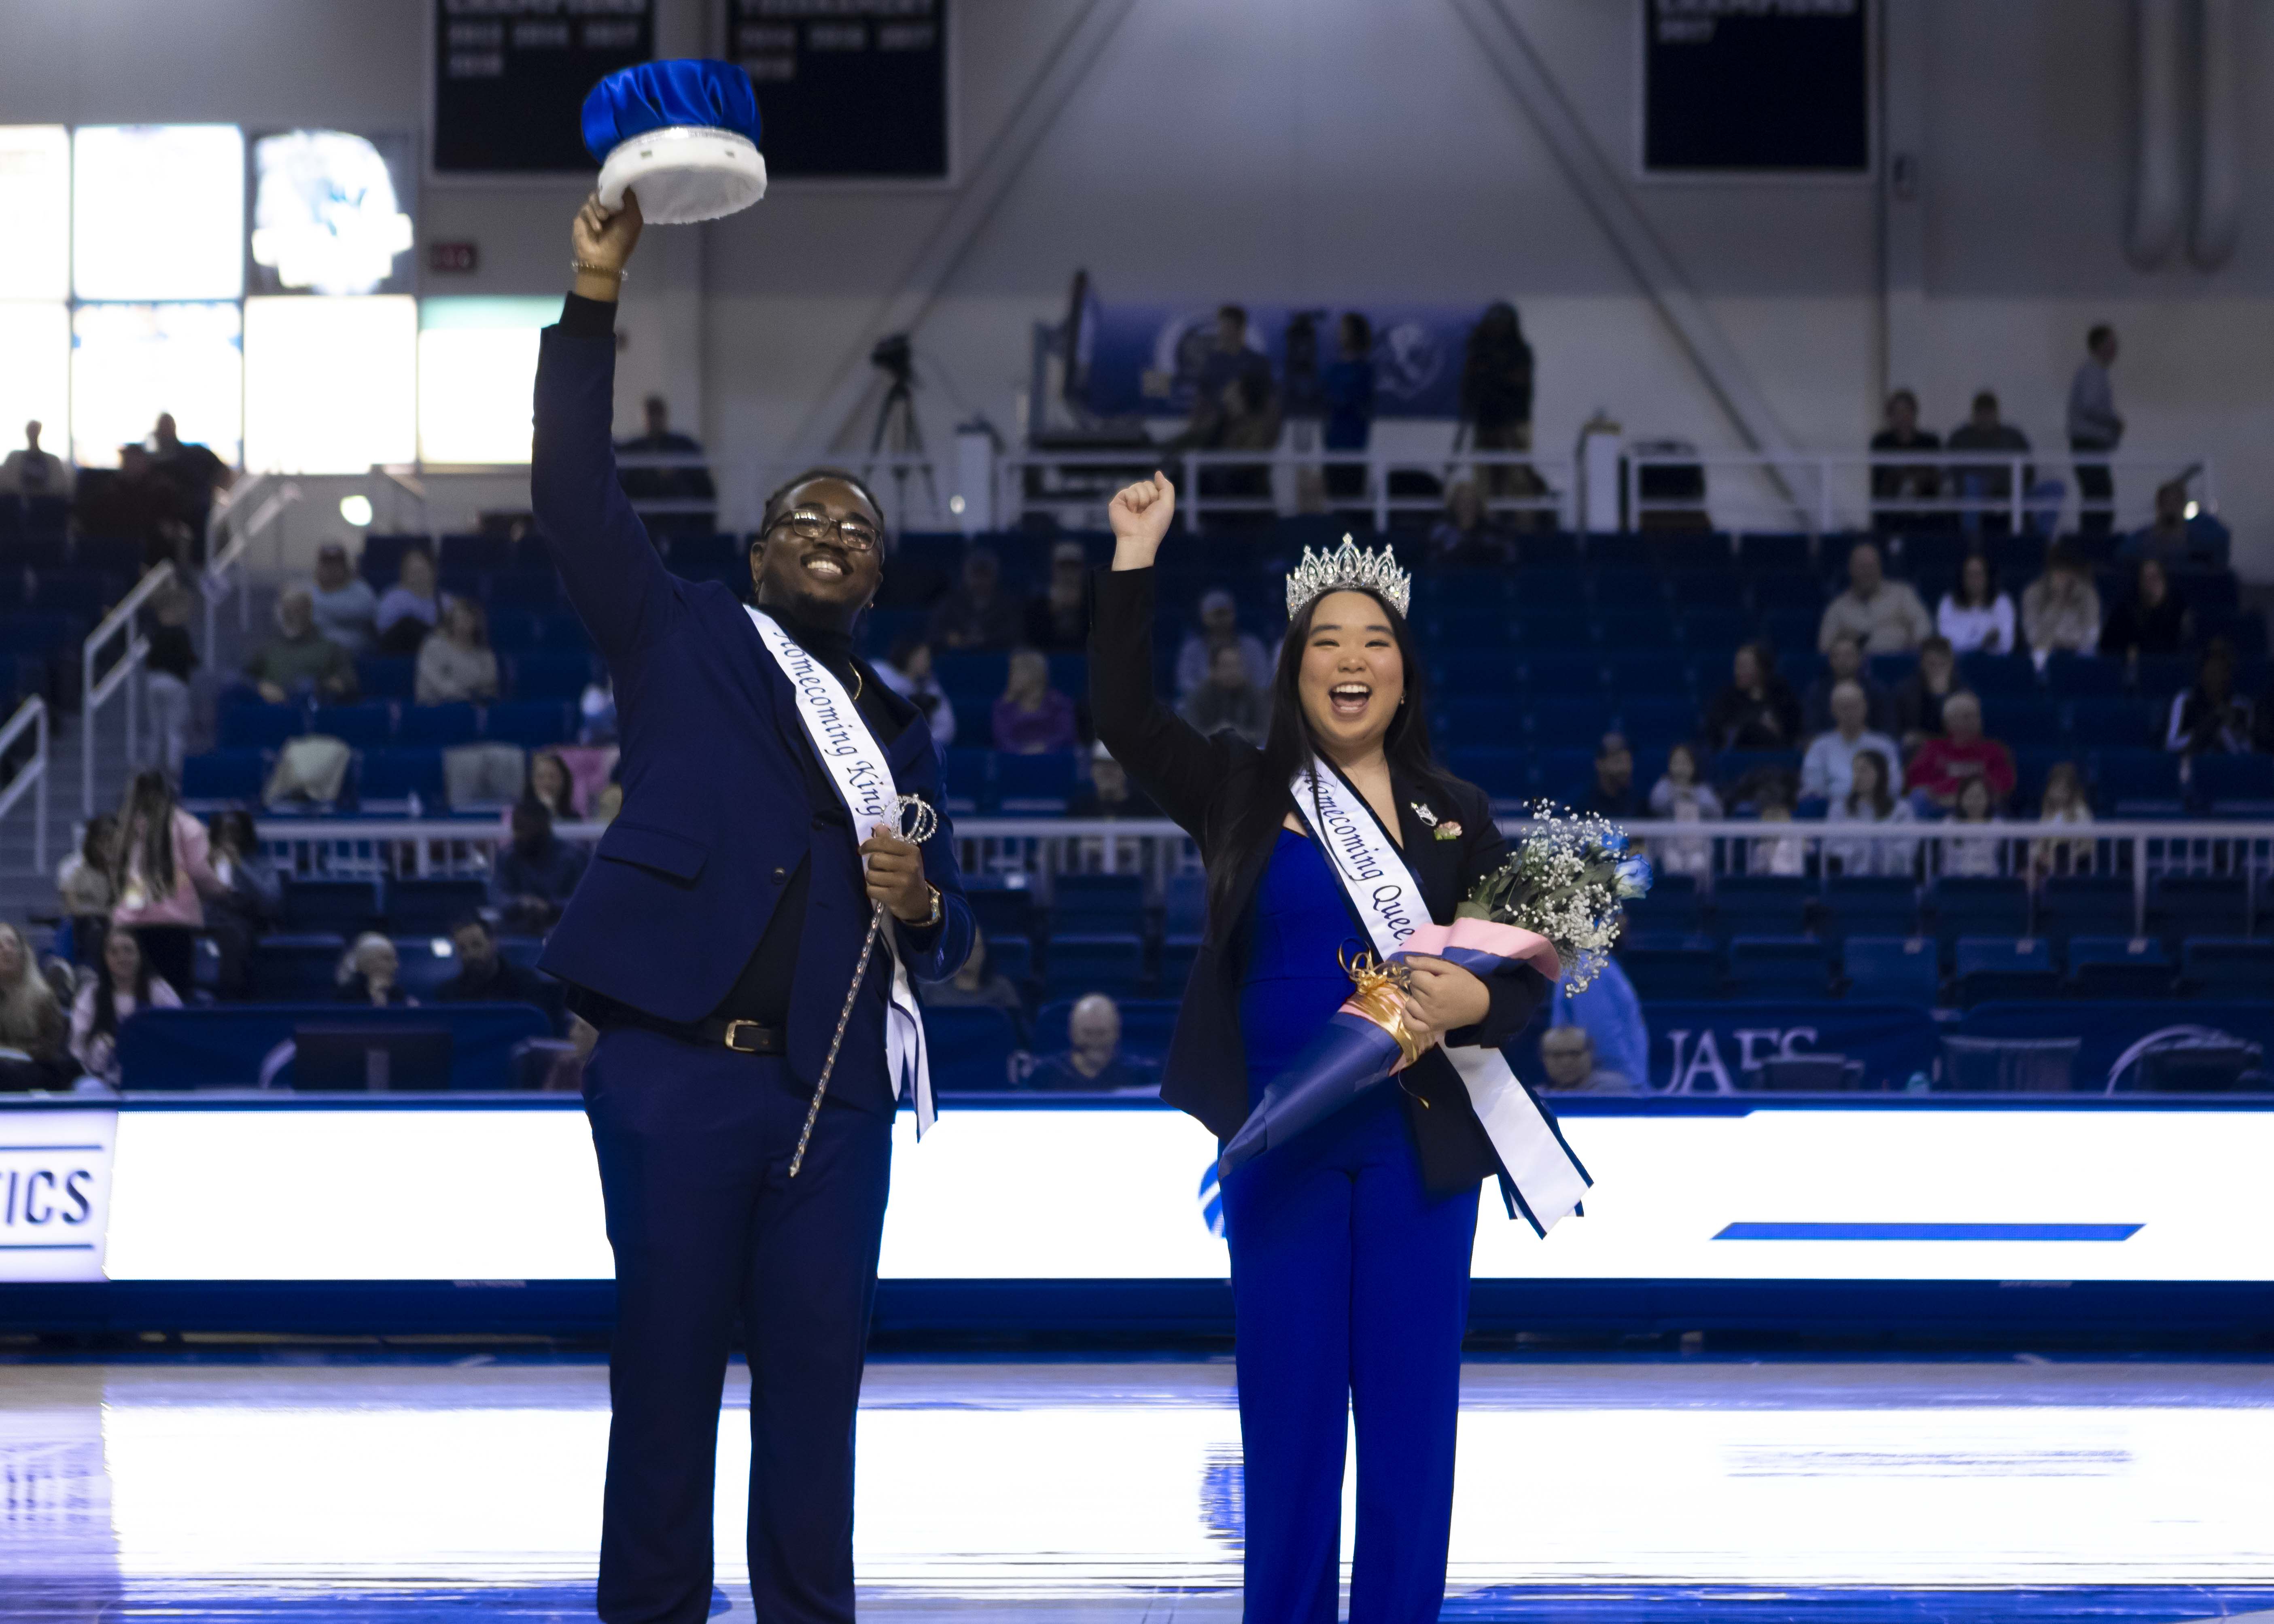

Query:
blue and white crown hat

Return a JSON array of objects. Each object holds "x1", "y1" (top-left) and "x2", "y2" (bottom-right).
[{"x1": 581, "y1": 59, "x2": 767, "y2": 225}]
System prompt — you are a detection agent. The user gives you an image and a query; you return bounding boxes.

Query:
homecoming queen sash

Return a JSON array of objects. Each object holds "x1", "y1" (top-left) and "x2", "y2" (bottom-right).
[
  {"x1": 747, "y1": 607, "x2": 934, "y2": 1134},
  {"x1": 1288, "y1": 759, "x2": 1591, "y2": 1235}
]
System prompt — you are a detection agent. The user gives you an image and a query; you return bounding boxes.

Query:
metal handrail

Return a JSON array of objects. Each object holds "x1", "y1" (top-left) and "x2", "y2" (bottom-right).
[
  {"x1": 80, "y1": 562, "x2": 176, "y2": 817},
  {"x1": 0, "y1": 697, "x2": 50, "y2": 873}
]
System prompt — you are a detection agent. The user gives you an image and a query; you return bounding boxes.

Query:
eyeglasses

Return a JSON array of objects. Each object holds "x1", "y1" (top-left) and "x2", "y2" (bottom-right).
[{"x1": 771, "y1": 508, "x2": 881, "y2": 553}]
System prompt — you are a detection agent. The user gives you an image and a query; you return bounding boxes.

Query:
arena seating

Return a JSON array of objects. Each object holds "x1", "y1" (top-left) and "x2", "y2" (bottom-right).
[{"x1": 0, "y1": 499, "x2": 144, "y2": 710}]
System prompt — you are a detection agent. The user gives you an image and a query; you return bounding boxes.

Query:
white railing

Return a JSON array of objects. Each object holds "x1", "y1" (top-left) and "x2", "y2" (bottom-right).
[
  {"x1": 201, "y1": 473, "x2": 300, "y2": 650},
  {"x1": 243, "y1": 815, "x2": 2270, "y2": 939},
  {"x1": 1623, "y1": 450, "x2": 2220, "y2": 539},
  {"x1": 0, "y1": 697, "x2": 50, "y2": 873},
  {"x1": 80, "y1": 563, "x2": 176, "y2": 817}
]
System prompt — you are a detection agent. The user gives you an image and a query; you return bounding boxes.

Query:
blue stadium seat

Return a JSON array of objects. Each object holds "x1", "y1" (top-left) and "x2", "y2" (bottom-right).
[
  {"x1": 996, "y1": 751, "x2": 1077, "y2": 814},
  {"x1": 1930, "y1": 877, "x2": 2030, "y2": 948},
  {"x1": 1727, "y1": 936, "x2": 1833, "y2": 1000},
  {"x1": 1035, "y1": 998, "x2": 1178, "y2": 1061},
  {"x1": 219, "y1": 703, "x2": 305, "y2": 751},
  {"x1": 2038, "y1": 874, "x2": 2134, "y2": 948},
  {"x1": 1749, "y1": 572, "x2": 1825, "y2": 615},
  {"x1": 2068, "y1": 698, "x2": 2155, "y2": 750},
  {"x1": 535, "y1": 613, "x2": 593, "y2": 652},
  {"x1": 1894, "y1": 532, "x2": 1968, "y2": 578},
  {"x1": 250, "y1": 934, "x2": 349, "y2": 1001},
  {"x1": 1669, "y1": 570, "x2": 1745, "y2": 610},
  {"x1": 1952, "y1": 935, "x2": 2060, "y2": 1005},
  {"x1": 1755, "y1": 610, "x2": 1819, "y2": 655},
  {"x1": 508, "y1": 651, "x2": 593, "y2": 701},
  {"x1": 2182, "y1": 939, "x2": 2274, "y2": 1000},
  {"x1": 1438, "y1": 693, "x2": 1527, "y2": 738},
  {"x1": 940, "y1": 747, "x2": 994, "y2": 814},
  {"x1": 308, "y1": 703, "x2": 394, "y2": 749},
  {"x1": 1820, "y1": 875, "x2": 1918, "y2": 939},
  {"x1": 922, "y1": 1005, "x2": 1021, "y2": 1092},
  {"x1": 1448, "y1": 746, "x2": 1529, "y2": 801},
  {"x1": 1595, "y1": 605, "x2": 1677, "y2": 648},
  {"x1": 1618, "y1": 696, "x2": 1695, "y2": 751},
  {"x1": 1712, "y1": 875, "x2": 1813, "y2": 937},
  {"x1": 2066, "y1": 935, "x2": 2175, "y2": 999},
  {"x1": 486, "y1": 609, "x2": 543, "y2": 653},
  {"x1": 2191, "y1": 753, "x2": 2274, "y2": 814},
  {"x1": 356, "y1": 656, "x2": 416, "y2": 701},
  {"x1": 1958, "y1": 652, "x2": 2039, "y2": 695},
  {"x1": 397, "y1": 702, "x2": 479, "y2": 748},
  {"x1": 484, "y1": 700, "x2": 575, "y2": 749},
  {"x1": 1979, "y1": 693, "x2": 2060, "y2": 747},
  {"x1": 1985, "y1": 534, "x2": 2045, "y2": 581},
  {"x1": 1531, "y1": 747, "x2": 1596, "y2": 806},
  {"x1": 1712, "y1": 750, "x2": 1803, "y2": 798},
  {"x1": 962, "y1": 877, "x2": 1035, "y2": 942},
  {"x1": 1512, "y1": 614, "x2": 1594, "y2": 653},
  {"x1": 1052, "y1": 873, "x2": 1145, "y2": 935},
  {"x1": 1529, "y1": 699, "x2": 1618, "y2": 751},
  {"x1": 1518, "y1": 532, "x2": 1582, "y2": 567},
  {"x1": 359, "y1": 534, "x2": 430, "y2": 588},
  {"x1": 358, "y1": 748, "x2": 446, "y2": 810},
  {"x1": 2133, "y1": 655, "x2": 2192, "y2": 705},
  {"x1": 985, "y1": 934, "x2": 1033, "y2": 988},
  {"x1": 392, "y1": 936, "x2": 467, "y2": 1001},
  {"x1": 1582, "y1": 536, "x2": 1655, "y2": 571},
  {"x1": 439, "y1": 532, "x2": 513, "y2": 575},
  {"x1": 1617, "y1": 940, "x2": 1721, "y2": 1000},
  {"x1": 2148, "y1": 876, "x2": 2249, "y2": 943},
  {"x1": 1841, "y1": 935, "x2": 1939, "y2": 1005},
  {"x1": 386, "y1": 877, "x2": 490, "y2": 935},
  {"x1": 72, "y1": 535, "x2": 142, "y2": 575},
  {"x1": 1623, "y1": 872, "x2": 1704, "y2": 937},
  {"x1": 280, "y1": 878, "x2": 380, "y2": 936},
  {"x1": 482, "y1": 570, "x2": 558, "y2": 611},
  {"x1": 1519, "y1": 651, "x2": 1605, "y2": 692},
  {"x1": 1867, "y1": 651, "x2": 1917, "y2": 689},
  {"x1": 180, "y1": 749, "x2": 269, "y2": 807},
  {"x1": 2045, "y1": 652, "x2": 2127, "y2": 698},
  {"x1": 1042, "y1": 934, "x2": 1147, "y2": 1001},
  {"x1": 1606, "y1": 650, "x2": 1691, "y2": 697},
  {"x1": 2092, "y1": 749, "x2": 2184, "y2": 814},
  {"x1": 1737, "y1": 533, "x2": 1812, "y2": 573}
]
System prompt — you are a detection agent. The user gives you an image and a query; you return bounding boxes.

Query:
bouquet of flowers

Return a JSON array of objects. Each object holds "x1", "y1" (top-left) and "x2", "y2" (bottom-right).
[{"x1": 1219, "y1": 806, "x2": 1650, "y2": 1178}]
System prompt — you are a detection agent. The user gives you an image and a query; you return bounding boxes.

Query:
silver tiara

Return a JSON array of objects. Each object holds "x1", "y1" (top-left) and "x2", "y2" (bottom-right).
[{"x1": 1285, "y1": 535, "x2": 1411, "y2": 619}]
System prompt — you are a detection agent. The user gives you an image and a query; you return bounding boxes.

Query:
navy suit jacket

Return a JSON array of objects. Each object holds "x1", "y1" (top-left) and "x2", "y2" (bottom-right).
[{"x1": 530, "y1": 322, "x2": 974, "y2": 1111}]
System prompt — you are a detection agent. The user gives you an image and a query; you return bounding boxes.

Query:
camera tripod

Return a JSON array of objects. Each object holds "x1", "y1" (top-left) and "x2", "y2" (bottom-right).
[{"x1": 869, "y1": 368, "x2": 942, "y2": 524}]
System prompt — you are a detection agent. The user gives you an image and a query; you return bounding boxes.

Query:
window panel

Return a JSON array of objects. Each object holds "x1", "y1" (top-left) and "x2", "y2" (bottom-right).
[
  {"x1": 0, "y1": 304, "x2": 71, "y2": 464},
  {"x1": 0, "y1": 127, "x2": 71, "y2": 301},
  {"x1": 245, "y1": 296, "x2": 416, "y2": 474},
  {"x1": 416, "y1": 298, "x2": 554, "y2": 466},
  {"x1": 73, "y1": 125, "x2": 245, "y2": 302},
  {"x1": 72, "y1": 303, "x2": 242, "y2": 470}
]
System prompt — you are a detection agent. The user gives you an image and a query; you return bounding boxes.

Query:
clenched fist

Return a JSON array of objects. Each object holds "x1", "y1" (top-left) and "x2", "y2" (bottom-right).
[
  {"x1": 571, "y1": 190, "x2": 644, "y2": 300},
  {"x1": 861, "y1": 821, "x2": 936, "y2": 924},
  {"x1": 1107, "y1": 470, "x2": 1177, "y2": 570}
]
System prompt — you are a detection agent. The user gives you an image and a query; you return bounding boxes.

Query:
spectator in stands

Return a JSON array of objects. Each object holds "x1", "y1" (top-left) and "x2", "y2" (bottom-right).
[
  {"x1": 106, "y1": 770, "x2": 224, "y2": 994},
  {"x1": 0, "y1": 420, "x2": 69, "y2": 498},
  {"x1": 56, "y1": 815, "x2": 115, "y2": 965},
  {"x1": 614, "y1": 394, "x2": 715, "y2": 508},
  {"x1": 1321, "y1": 312, "x2": 1375, "y2": 500},
  {"x1": 204, "y1": 809, "x2": 279, "y2": 1001},
  {"x1": 1890, "y1": 635, "x2": 1967, "y2": 753},
  {"x1": 1747, "y1": 782, "x2": 1807, "y2": 877},
  {"x1": 1537, "y1": 1025, "x2": 1640, "y2": 1095},
  {"x1": 151, "y1": 411, "x2": 233, "y2": 550},
  {"x1": 70, "y1": 924, "x2": 181, "y2": 1085},
  {"x1": 2020, "y1": 542, "x2": 2102, "y2": 657},
  {"x1": 2100, "y1": 557, "x2": 2189, "y2": 661},
  {"x1": 1169, "y1": 305, "x2": 1275, "y2": 454},
  {"x1": 1068, "y1": 741, "x2": 1157, "y2": 819},
  {"x1": 925, "y1": 545, "x2": 1021, "y2": 652},
  {"x1": 1546, "y1": 943, "x2": 1647, "y2": 1093},
  {"x1": 1946, "y1": 391, "x2": 2032, "y2": 535},
  {"x1": 2166, "y1": 638, "x2": 2254, "y2": 757},
  {"x1": 415, "y1": 594, "x2": 499, "y2": 705},
  {"x1": 81, "y1": 444, "x2": 185, "y2": 568},
  {"x1": 590, "y1": 782, "x2": 623, "y2": 825},
  {"x1": 1868, "y1": 389, "x2": 1942, "y2": 532},
  {"x1": 1022, "y1": 540, "x2": 1090, "y2": 651},
  {"x1": 2066, "y1": 325, "x2": 2122, "y2": 536},
  {"x1": 876, "y1": 635, "x2": 956, "y2": 749},
  {"x1": 1801, "y1": 681, "x2": 1901, "y2": 806},
  {"x1": 375, "y1": 547, "x2": 441, "y2": 656},
  {"x1": 1703, "y1": 642, "x2": 1803, "y2": 752},
  {"x1": 1026, "y1": 992, "x2": 1159, "y2": 1094},
  {"x1": 1459, "y1": 301, "x2": 1535, "y2": 493},
  {"x1": 436, "y1": 914, "x2": 551, "y2": 1009},
  {"x1": 1938, "y1": 776, "x2": 2005, "y2": 877},
  {"x1": 1424, "y1": 481, "x2": 1517, "y2": 567},
  {"x1": 1936, "y1": 554, "x2": 2015, "y2": 655},
  {"x1": 0, "y1": 921, "x2": 69, "y2": 1090},
  {"x1": 918, "y1": 925, "x2": 1027, "y2": 1041},
  {"x1": 142, "y1": 585, "x2": 197, "y2": 780},
  {"x1": 1583, "y1": 732, "x2": 1638, "y2": 819},
  {"x1": 1174, "y1": 589, "x2": 1272, "y2": 698},
  {"x1": 1819, "y1": 541, "x2": 1930, "y2": 654},
  {"x1": 492, "y1": 799, "x2": 589, "y2": 933},
  {"x1": 336, "y1": 932, "x2": 415, "y2": 1007},
  {"x1": 309, "y1": 541, "x2": 378, "y2": 656},
  {"x1": 1824, "y1": 748, "x2": 1915, "y2": 878},
  {"x1": 2120, "y1": 478, "x2": 2232, "y2": 569},
  {"x1": 246, "y1": 585, "x2": 357, "y2": 705},
  {"x1": 1181, "y1": 642, "x2": 1269, "y2": 744},
  {"x1": 1803, "y1": 635, "x2": 1894, "y2": 738},
  {"x1": 1905, "y1": 691, "x2": 2016, "y2": 810},
  {"x1": 1210, "y1": 367, "x2": 1284, "y2": 518},
  {"x1": 2030, "y1": 761, "x2": 2096, "y2": 877},
  {"x1": 991, "y1": 649, "x2": 1078, "y2": 755},
  {"x1": 1645, "y1": 742, "x2": 1721, "y2": 880},
  {"x1": 522, "y1": 750, "x2": 578, "y2": 821},
  {"x1": 579, "y1": 673, "x2": 618, "y2": 746}
]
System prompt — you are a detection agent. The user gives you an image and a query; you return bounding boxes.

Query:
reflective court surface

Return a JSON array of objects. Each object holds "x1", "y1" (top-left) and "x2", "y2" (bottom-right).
[{"x1": 6, "y1": 1355, "x2": 2274, "y2": 1622}]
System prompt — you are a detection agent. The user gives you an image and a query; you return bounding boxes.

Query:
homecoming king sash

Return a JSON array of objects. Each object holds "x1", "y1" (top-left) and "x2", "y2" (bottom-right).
[
  {"x1": 1288, "y1": 759, "x2": 1590, "y2": 1235},
  {"x1": 747, "y1": 607, "x2": 934, "y2": 1133}
]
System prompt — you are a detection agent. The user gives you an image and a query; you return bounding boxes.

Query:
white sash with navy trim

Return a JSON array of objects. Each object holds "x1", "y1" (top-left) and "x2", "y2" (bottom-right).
[
  {"x1": 1288, "y1": 758, "x2": 1589, "y2": 1234},
  {"x1": 747, "y1": 606, "x2": 934, "y2": 1134}
]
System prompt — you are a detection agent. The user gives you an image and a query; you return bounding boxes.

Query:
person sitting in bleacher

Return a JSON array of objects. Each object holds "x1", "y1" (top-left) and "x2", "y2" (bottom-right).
[
  {"x1": 1867, "y1": 389, "x2": 1942, "y2": 533},
  {"x1": 1537, "y1": 1026, "x2": 1641, "y2": 1096},
  {"x1": 1748, "y1": 779, "x2": 1808, "y2": 876},
  {"x1": 55, "y1": 816, "x2": 114, "y2": 967},
  {"x1": 1945, "y1": 391, "x2": 2033, "y2": 535},
  {"x1": 1891, "y1": 635, "x2": 1968, "y2": 753},
  {"x1": 1584, "y1": 731, "x2": 1640, "y2": 819},
  {"x1": 992, "y1": 648, "x2": 1078, "y2": 755},
  {"x1": 1938, "y1": 777, "x2": 2005, "y2": 877},
  {"x1": 1067, "y1": 741, "x2": 1157, "y2": 819},
  {"x1": 1936, "y1": 554, "x2": 2016, "y2": 654},
  {"x1": 435, "y1": 914, "x2": 552, "y2": 1012},
  {"x1": 336, "y1": 932, "x2": 416, "y2": 1007},
  {"x1": 108, "y1": 770, "x2": 226, "y2": 994},
  {"x1": 0, "y1": 420, "x2": 69, "y2": 499},
  {"x1": 1904, "y1": 691, "x2": 2015, "y2": 812},
  {"x1": 1645, "y1": 743, "x2": 1721, "y2": 879},
  {"x1": 415, "y1": 595, "x2": 500, "y2": 705},
  {"x1": 246, "y1": 585, "x2": 357, "y2": 705},
  {"x1": 374, "y1": 546, "x2": 441, "y2": 657},
  {"x1": 579, "y1": 672, "x2": 618, "y2": 746},
  {"x1": 309, "y1": 541, "x2": 378, "y2": 657},
  {"x1": 1801, "y1": 681, "x2": 1902, "y2": 806},
  {"x1": 2099, "y1": 557, "x2": 2189, "y2": 661},
  {"x1": 1180, "y1": 640, "x2": 1270, "y2": 745},
  {"x1": 925, "y1": 545, "x2": 1022, "y2": 652},
  {"x1": 1025, "y1": 992, "x2": 1158, "y2": 1094},
  {"x1": 70, "y1": 924, "x2": 181, "y2": 1086},
  {"x1": 520, "y1": 749, "x2": 578, "y2": 822},
  {"x1": 1022, "y1": 540, "x2": 1091, "y2": 651},
  {"x1": 2165, "y1": 638, "x2": 2254, "y2": 758},
  {"x1": 916, "y1": 924, "x2": 1026, "y2": 1041},
  {"x1": 80, "y1": 444, "x2": 189, "y2": 570},
  {"x1": 0, "y1": 921, "x2": 70, "y2": 1091},
  {"x1": 2020, "y1": 543, "x2": 2102, "y2": 657},
  {"x1": 1702, "y1": 642, "x2": 1802, "y2": 752},
  {"x1": 1819, "y1": 541, "x2": 1930, "y2": 655},
  {"x1": 1173, "y1": 589, "x2": 1273, "y2": 699},
  {"x1": 492, "y1": 799, "x2": 589, "y2": 934},
  {"x1": 1424, "y1": 480, "x2": 1517, "y2": 567},
  {"x1": 1824, "y1": 748, "x2": 1915, "y2": 878},
  {"x1": 204, "y1": 810, "x2": 280, "y2": 1001},
  {"x1": 2119, "y1": 477, "x2": 2231, "y2": 569},
  {"x1": 876, "y1": 635, "x2": 956, "y2": 749},
  {"x1": 2030, "y1": 761, "x2": 2096, "y2": 878},
  {"x1": 1802, "y1": 635, "x2": 1895, "y2": 738}
]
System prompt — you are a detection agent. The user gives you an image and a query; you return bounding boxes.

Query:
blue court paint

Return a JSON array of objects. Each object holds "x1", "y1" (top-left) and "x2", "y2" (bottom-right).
[{"x1": 1715, "y1": 1223, "x2": 2145, "y2": 1242}]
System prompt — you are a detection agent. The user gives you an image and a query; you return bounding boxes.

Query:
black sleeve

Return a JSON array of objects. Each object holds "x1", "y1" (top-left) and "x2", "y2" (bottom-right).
[
  {"x1": 1088, "y1": 566, "x2": 1241, "y2": 843},
  {"x1": 560, "y1": 293, "x2": 619, "y2": 340}
]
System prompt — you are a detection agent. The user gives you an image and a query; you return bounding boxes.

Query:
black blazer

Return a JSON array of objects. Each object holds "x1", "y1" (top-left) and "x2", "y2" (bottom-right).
[{"x1": 1089, "y1": 566, "x2": 1550, "y2": 1196}]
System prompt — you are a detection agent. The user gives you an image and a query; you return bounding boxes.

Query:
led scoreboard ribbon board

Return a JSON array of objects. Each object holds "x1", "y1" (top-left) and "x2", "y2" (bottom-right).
[
  {"x1": 434, "y1": 0, "x2": 655, "y2": 174},
  {"x1": 727, "y1": 0, "x2": 948, "y2": 180}
]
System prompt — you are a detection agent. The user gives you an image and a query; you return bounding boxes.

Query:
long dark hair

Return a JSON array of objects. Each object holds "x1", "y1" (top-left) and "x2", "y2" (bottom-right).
[
  {"x1": 1206, "y1": 585, "x2": 1454, "y2": 930},
  {"x1": 109, "y1": 770, "x2": 178, "y2": 897},
  {"x1": 93, "y1": 926, "x2": 155, "y2": 1040}
]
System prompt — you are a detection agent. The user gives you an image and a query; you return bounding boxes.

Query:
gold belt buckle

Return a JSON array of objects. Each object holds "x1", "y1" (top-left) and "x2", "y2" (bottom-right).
[{"x1": 722, "y1": 1019, "x2": 766, "y2": 1054}]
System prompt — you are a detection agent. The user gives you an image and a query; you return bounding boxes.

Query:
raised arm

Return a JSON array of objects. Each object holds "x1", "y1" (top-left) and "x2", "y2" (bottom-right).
[
  {"x1": 1090, "y1": 473, "x2": 1241, "y2": 837},
  {"x1": 529, "y1": 191, "x2": 675, "y2": 663}
]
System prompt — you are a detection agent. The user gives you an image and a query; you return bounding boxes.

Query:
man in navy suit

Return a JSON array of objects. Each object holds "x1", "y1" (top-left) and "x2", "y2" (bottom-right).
[{"x1": 533, "y1": 190, "x2": 974, "y2": 1624}]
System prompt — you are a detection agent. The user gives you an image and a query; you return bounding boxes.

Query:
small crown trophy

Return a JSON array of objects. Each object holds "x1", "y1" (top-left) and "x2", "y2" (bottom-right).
[{"x1": 581, "y1": 59, "x2": 768, "y2": 224}]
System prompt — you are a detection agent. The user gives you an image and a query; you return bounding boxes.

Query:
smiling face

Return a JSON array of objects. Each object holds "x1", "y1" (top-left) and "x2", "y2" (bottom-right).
[
  {"x1": 751, "y1": 476, "x2": 883, "y2": 621},
  {"x1": 1297, "y1": 590, "x2": 1405, "y2": 758},
  {"x1": 105, "y1": 929, "x2": 140, "y2": 988}
]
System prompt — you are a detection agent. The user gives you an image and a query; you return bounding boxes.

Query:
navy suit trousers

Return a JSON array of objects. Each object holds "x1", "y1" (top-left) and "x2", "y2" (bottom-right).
[{"x1": 584, "y1": 1026, "x2": 892, "y2": 1624}]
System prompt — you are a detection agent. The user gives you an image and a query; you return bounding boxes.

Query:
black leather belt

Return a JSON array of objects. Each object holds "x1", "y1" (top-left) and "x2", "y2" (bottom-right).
[{"x1": 595, "y1": 1001, "x2": 785, "y2": 1056}]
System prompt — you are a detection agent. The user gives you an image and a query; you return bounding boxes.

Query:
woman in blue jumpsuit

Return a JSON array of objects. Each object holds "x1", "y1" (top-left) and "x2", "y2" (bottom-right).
[{"x1": 1090, "y1": 473, "x2": 1554, "y2": 1623}]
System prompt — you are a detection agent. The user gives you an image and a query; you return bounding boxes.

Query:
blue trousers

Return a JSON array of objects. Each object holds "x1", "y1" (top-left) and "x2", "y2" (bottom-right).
[
  {"x1": 583, "y1": 1027, "x2": 893, "y2": 1624},
  {"x1": 1222, "y1": 1087, "x2": 1480, "y2": 1624}
]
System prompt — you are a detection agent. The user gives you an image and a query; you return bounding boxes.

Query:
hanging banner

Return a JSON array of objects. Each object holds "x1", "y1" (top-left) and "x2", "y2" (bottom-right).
[{"x1": 433, "y1": 0, "x2": 654, "y2": 175}]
